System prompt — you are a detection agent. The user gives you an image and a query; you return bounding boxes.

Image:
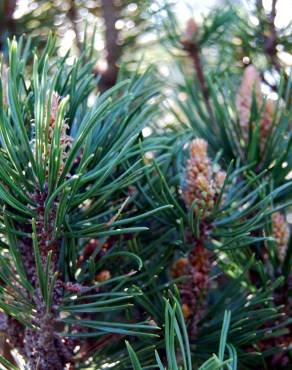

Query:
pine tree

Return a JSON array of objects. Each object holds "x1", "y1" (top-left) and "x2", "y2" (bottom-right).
[{"x1": 0, "y1": 1, "x2": 291, "y2": 369}]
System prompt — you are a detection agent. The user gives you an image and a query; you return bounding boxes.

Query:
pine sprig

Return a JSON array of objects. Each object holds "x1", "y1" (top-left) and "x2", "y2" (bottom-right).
[{"x1": 0, "y1": 36, "x2": 168, "y2": 369}]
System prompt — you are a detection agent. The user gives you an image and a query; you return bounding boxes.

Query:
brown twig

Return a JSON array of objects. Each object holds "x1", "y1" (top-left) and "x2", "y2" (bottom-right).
[
  {"x1": 266, "y1": 0, "x2": 281, "y2": 71},
  {"x1": 186, "y1": 45, "x2": 210, "y2": 104},
  {"x1": 260, "y1": 71, "x2": 278, "y2": 93},
  {"x1": 181, "y1": 19, "x2": 215, "y2": 123},
  {"x1": 182, "y1": 39, "x2": 215, "y2": 123},
  {"x1": 257, "y1": 0, "x2": 281, "y2": 72}
]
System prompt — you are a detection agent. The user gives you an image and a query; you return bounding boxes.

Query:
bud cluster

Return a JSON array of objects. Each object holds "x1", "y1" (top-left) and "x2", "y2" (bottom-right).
[
  {"x1": 272, "y1": 212, "x2": 290, "y2": 262},
  {"x1": 172, "y1": 243, "x2": 212, "y2": 337},
  {"x1": 174, "y1": 138, "x2": 225, "y2": 338},
  {"x1": 182, "y1": 138, "x2": 226, "y2": 218},
  {"x1": 47, "y1": 92, "x2": 73, "y2": 176},
  {"x1": 236, "y1": 65, "x2": 278, "y2": 153}
]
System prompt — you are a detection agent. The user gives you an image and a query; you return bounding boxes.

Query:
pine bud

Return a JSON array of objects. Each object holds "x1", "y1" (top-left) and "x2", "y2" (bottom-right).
[
  {"x1": 215, "y1": 170, "x2": 226, "y2": 189},
  {"x1": 236, "y1": 65, "x2": 262, "y2": 143},
  {"x1": 272, "y1": 212, "x2": 290, "y2": 262},
  {"x1": 171, "y1": 244, "x2": 212, "y2": 338},
  {"x1": 96, "y1": 270, "x2": 111, "y2": 282},
  {"x1": 260, "y1": 98, "x2": 277, "y2": 151},
  {"x1": 182, "y1": 138, "x2": 226, "y2": 218},
  {"x1": 185, "y1": 18, "x2": 198, "y2": 40},
  {"x1": 181, "y1": 18, "x2": 199, "y2": 49},
  {"x1": 51, "y1": 91, "x2": 60, "y2": 123},
  {"x1": 171, "y1": 257, "x2": 189, "y2": 278},
  {"x1": 46, "y1": 92, "x2": 72, "y2": 178},
  {"x1": 236, "y1": 65, "x2": 282, "y2": 154},
  {"x1": 182, "y1": 303, "x2": 191, "y2": 319},
  {"x1": 0, "y1": 63, "x2": 8, "y2": 107}
]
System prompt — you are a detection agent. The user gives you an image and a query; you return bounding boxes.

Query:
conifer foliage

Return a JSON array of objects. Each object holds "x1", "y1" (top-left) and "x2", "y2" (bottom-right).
[
  {"x1": 0, "y1": 35, "x2": 167, "y2": 369},
  {"x1": 0, "y1": 1, "x2": 291, "y2": 369}
]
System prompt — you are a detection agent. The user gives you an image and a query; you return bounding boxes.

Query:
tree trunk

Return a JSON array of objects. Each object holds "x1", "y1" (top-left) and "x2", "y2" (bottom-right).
[
  {"x1": 99, "y1": 0, "x2": 122, "y2": 92},
  {"x1": 0, "y1": 0, "x2": 17, "y2": 51}
]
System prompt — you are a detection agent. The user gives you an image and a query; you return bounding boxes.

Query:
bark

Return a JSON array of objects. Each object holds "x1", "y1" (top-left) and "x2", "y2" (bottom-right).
[
  {"x1": 14, "y1": 186, "x2": 73, "y2": 369},
  {"x1": 99, "y1": 0, "x2": 122, "y2": 92},
  {"x1": 0, "y1": 0, "x2": 17, "y2": 51}
]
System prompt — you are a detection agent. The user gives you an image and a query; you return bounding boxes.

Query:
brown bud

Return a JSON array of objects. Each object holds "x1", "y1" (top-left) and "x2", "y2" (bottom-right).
[
  {"x1": 172, "y1": 257, "x2": 189, "y2": 278},
  {"x1": 96, "y1": 270, "x2": 111, "y2": 282},
  {"x1": 272, "y1": 212, "x2": 290, "y2": 261},
  {"x1": 185, "y1": 18, "x2": 198, "y2": 39},
  {"x1": 182, "y1": 303, "x2": 191, "y2": 319}
]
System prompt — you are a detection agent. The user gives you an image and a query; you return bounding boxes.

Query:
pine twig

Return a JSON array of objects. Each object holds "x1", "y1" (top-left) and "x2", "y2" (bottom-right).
[
  {"x1": 257, "y1": 0, "x2": 281, "y2": 72},
  {"x1": 181, "y1": 36, "x2": 215, "y2": 124}
]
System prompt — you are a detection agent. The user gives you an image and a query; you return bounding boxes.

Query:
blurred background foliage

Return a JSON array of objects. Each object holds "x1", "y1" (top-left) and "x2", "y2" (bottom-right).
[
  {"x1": 1, "y1": 0, "x2": 291, "y2": 94},
  {"x1": 0, "y1": 0, "x2": 156, "y2": 91}
]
